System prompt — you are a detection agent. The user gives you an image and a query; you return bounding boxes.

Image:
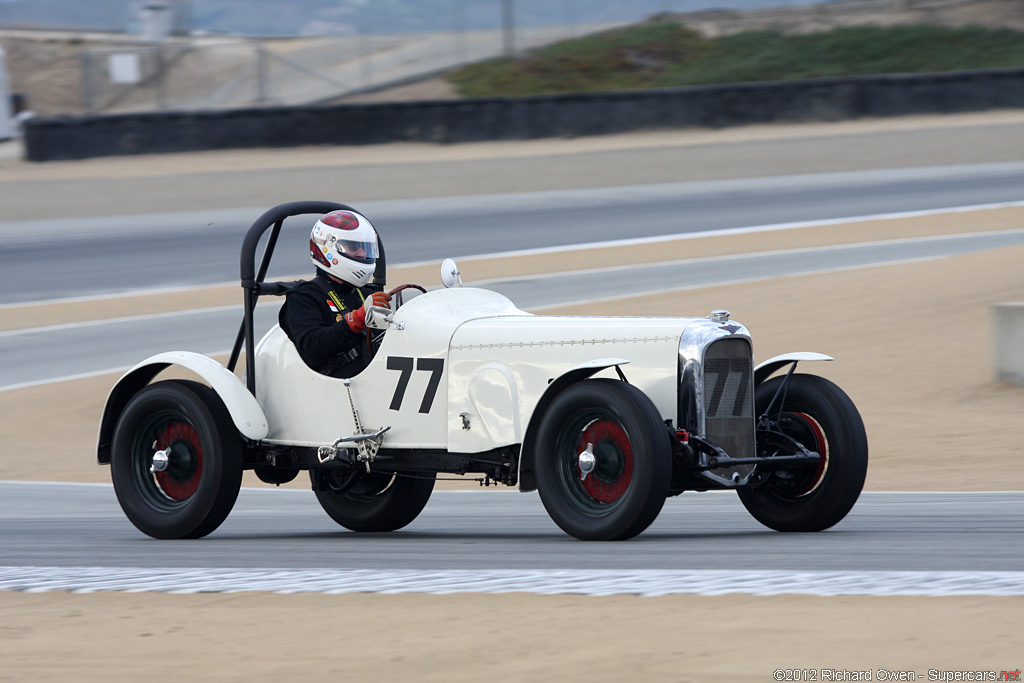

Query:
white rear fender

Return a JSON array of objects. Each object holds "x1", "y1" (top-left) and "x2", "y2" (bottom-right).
[
  {"x1": 96, "y1": 352, "x2": 269, "y2": 464},
  {"x1": 754, "y1": 352, "x2": 834, "y2": 386}
]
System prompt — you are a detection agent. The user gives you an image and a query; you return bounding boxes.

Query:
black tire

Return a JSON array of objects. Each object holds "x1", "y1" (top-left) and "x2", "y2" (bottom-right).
[
  {"x1": 535, "y1": 379, "x2": 672, "y2": 541},
  {"x1": 110, "y1": 380, "x2": 244, "y2": 539},
  {"x1": 312, "y1": 470, "x2": 435, "y2": 532},
  {"x1": 738, "y1": 373, "x2": 868, "y2": 532}
]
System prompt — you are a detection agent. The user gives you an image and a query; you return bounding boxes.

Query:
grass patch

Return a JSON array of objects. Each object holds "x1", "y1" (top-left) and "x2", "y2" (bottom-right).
[{"x1": 447, "y1": 23, "x2": 1024, "y2": 96}]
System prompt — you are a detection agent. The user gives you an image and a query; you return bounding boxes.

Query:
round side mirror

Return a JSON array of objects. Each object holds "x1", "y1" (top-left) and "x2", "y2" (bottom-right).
[{"x1": 440, "y1": 258, "x2": 462, "y2": 288}]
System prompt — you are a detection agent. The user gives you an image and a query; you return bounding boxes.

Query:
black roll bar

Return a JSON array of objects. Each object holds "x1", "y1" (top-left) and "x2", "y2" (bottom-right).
[{"x1": 228, "y1": 201, "x2": 387, "y2": 395}]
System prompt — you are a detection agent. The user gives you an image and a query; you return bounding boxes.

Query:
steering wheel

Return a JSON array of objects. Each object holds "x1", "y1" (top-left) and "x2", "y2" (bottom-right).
[
  {"x1": 367, "y1": 284, "x2": 428, "y2": 356},
  {"x1": 388, "y1": 283, "x2": 428, "y2": 297},
  {"x1": 387, "y1": 283, "x2": 428, "y2": 309}
]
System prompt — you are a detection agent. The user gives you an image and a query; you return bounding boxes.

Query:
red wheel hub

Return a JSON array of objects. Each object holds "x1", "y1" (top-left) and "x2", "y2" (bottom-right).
[
  {"x1": 576, "y1": 419, "x2": 633, "y2": 504},
  {"x1": 791, "y1": 412, "x2": 827, "y2": 496},
  {"x1": 154, "y1": 421, "x2": 202, "y2": 501}
]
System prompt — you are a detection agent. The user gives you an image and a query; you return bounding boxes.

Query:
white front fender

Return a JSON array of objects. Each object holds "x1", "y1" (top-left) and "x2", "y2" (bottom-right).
[
  {"x1": 754, "y1": 352, "x2": 834, "y2": 386},
  {"x1": 97, "y1": 352, "x2": 269, "y2": 463}
]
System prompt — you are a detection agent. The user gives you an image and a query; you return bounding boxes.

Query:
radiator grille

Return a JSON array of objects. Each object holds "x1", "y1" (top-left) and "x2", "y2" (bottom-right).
[
  {"x1": 702, "y1": 337, "x2": 755, "y2": 467},
  {"x1": 704, "y1": 357, "x2": 752, "y2": 419}
]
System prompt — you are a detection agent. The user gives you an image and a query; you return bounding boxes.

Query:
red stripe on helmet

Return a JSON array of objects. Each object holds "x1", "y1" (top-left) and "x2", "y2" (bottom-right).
[{"x1": 310, "y1": 240, "x2": 331, "y2": 267}]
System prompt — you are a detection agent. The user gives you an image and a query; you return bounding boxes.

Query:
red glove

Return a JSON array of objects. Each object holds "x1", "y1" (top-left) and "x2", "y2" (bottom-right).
[{"x1": 344, "y1": 291, "x2": 392, "y2": 333}]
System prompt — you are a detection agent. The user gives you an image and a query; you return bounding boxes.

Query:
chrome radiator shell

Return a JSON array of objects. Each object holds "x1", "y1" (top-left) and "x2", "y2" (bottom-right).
[{"x1": 678, "y1": 321, "x2": 756, "y2": 487}]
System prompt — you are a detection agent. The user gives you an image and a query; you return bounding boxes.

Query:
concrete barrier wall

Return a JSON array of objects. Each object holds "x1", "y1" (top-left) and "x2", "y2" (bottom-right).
[
  {"x1": 22, "y1": 67, "x2": 1024, "y2": 161},
  {"x1": 993, "y1": 302, "x2": 1024, "y2": 387}
]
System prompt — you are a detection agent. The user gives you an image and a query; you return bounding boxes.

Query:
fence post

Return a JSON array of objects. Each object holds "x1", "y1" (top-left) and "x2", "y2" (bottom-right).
[
  {"x1": 360, "y1": 29, "x2": 372, "y2": 89},
  {"x1": 155, "y1": 45, "x2": 167, "y2": 110},
  {"x1": 255, "y1": 39, "x2": 269, "y2": 104},
  {"x1": 502, "y1": 0, "x2": 515, "y2": 57},
  {"x1": 453, "y1": 0, "x2": 466, "y2": 64},
  {"x1": 80, "y1": 49, "x2": 94, "y2": 114}
]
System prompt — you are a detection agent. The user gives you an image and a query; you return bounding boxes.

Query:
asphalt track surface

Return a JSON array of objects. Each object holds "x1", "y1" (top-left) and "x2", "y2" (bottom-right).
[
  {"x1": 2, "y1": 484, "x2": 1023, "y2": 595},
  {"x1": 2, "y1": 161, "x2": 1023, "y2": 305}
]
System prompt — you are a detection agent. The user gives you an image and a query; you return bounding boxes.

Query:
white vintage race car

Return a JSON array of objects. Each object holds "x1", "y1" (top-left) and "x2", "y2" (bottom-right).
[{"x1": 97, "y1": 201, "x2": 868, "y2": 541}]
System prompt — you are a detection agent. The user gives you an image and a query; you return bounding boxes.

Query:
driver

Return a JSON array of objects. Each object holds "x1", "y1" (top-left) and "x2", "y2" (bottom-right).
[{"x1": 279, "y1": 210, "x2": 392, "y2": 378}]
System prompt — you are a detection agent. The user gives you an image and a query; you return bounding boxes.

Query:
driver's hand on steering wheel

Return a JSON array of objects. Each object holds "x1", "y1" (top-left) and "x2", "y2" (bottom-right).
[
  {"x1": 345, "y1": 291, "x2": 392, "y2": 332},
  {"x1": 367, "y1": 291, "x2": 392, "y2": 311}
]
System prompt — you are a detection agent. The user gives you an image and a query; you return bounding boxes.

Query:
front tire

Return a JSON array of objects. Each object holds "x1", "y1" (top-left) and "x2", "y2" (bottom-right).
[
  {"x1": 535, "y1": 379, "x2": 672, "y2": 541},
  {"x1": 312, "y1": 470, "x2": 435, "y2": 532},
  {"x1": 110, "y1": 380, "x2": 244, "y2": 539},
  {"x1": 738, "y1": 373, "x2": 868, "y2": 532}
]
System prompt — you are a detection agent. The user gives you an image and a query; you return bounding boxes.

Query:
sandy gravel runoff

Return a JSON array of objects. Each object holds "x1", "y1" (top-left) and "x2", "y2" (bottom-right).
[
  {"x1": 2, "y1": 592, "x2": 1021, "y2": 683},
  {"x1": 1, "y1": 112, "x2": 1022, "y2": 680}
]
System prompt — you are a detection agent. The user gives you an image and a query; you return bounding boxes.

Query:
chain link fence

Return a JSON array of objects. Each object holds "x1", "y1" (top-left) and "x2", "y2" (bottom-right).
[
  {"x1": 0, "y1": 0, "x2": 675, "y2": 115},
  {"x1": 72, "y1": 23, "x2": 627, "y2": 115}
]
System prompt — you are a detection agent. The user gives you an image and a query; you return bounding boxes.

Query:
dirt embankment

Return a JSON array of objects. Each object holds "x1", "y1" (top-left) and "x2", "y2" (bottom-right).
[{"x1": 672, "y1": 0, "x2": 1024, "y2": 37}]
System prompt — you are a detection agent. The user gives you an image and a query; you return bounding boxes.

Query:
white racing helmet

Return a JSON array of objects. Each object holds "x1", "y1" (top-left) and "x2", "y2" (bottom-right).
[{"x1": 309, "y1": 210, "x2": 380, "y2": 287}]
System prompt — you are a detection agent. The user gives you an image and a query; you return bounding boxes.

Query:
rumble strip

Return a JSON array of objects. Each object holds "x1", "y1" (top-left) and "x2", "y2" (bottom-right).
[{"x1": 2, "y1": 567, "x2": 1024, "y2": 596}]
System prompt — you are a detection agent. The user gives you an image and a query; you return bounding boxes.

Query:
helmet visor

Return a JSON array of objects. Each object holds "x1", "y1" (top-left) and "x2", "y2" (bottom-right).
[{"x1": 329, "y1": 235, "x2": 378, "y2": 264}]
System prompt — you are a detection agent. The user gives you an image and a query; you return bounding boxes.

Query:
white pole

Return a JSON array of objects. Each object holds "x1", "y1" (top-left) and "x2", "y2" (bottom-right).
[{"x1": 0, "y1": 46, "x2": 14, "y2": 141}]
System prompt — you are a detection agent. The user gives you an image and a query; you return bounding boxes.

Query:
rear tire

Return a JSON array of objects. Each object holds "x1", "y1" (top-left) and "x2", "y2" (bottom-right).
[
  {"x1": 312, "y1": 470, "x2": 435, "y2": 532},
  {"x1": 738, "y1": 373, "x2": 868, "y2": 532},
  {"x1": 535, "y1": 379, "x2": 671, "y2": 541},
  {"x1": 110, "y1": 380, "x2": 243, "y2": 539}
]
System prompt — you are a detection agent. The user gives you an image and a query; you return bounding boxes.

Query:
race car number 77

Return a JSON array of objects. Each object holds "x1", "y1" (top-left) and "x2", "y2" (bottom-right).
[{"x1": 387, "y1": 356, "x2": 444, "y2": 413}]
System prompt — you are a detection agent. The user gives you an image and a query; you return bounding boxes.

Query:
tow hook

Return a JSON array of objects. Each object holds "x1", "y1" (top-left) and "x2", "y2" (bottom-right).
[{"x1": 317, "y1": 426, "x2": 391, "y2": 471}]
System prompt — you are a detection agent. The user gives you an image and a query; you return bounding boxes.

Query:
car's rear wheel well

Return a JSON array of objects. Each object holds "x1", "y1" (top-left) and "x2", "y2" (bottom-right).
[
  {"x1": 99, "y1": 354, "x2": 269, "y2": 465},
  {"x1": 98, "y1": 364, "x2": 172, "y2": 464}
]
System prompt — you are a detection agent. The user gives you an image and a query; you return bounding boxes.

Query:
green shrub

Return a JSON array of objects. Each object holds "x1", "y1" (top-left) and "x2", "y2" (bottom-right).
[{"x1": 447, "y1": 23, "x2": 1024, "y2": 96}]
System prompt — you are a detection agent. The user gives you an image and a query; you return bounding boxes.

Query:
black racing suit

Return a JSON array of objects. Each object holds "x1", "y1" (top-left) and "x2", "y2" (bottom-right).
[{"x1": 278, "y1": 270, "x2": 380, "y2": 378}]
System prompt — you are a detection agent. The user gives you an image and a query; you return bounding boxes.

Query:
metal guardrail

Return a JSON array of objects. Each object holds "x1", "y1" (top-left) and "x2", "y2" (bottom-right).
[{"x1": 22, "y1": 67, "x2": 1024, "y2": 161}]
